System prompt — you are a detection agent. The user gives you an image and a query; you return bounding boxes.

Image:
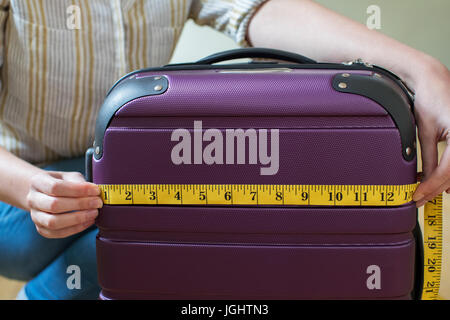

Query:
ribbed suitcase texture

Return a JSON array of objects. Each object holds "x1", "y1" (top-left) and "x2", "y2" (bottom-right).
[{"x1": 88, "y1": 49, "x2": 419, "y2": 300}]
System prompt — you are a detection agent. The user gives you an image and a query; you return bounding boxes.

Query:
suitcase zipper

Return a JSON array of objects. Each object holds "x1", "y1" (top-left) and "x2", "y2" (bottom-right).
[{"x1": 343, "y1": 58, "x2": 415, "y2": 102}]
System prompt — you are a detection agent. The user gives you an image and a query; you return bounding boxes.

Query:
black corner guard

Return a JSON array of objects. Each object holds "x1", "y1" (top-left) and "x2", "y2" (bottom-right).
[
  {"x1": 332, "y1": 73, "x2": 416, "y2": 162},
  {"x1": 93, "y1": 75, "x2": 169, "y2": 160},
  {"x1": 85, "y1": 147, "x2": 94, "y2": 182}
]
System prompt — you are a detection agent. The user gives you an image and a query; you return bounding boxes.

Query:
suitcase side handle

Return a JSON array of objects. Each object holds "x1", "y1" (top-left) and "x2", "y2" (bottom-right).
[
  {"x1": 194, "y1": 47, "x2": 317, "y2": 65},
  {"x1": 85, "y1": 147, "x2": 94, "y2": 182}
]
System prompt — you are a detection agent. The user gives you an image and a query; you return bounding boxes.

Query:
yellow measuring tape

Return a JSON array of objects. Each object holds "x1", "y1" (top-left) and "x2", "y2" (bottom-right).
[
  {"x1": 422, "y1": 193, "x2": 443, "y2": 300},
  {"x1": 98, "y1": 182, "x2": 443, "y2": 300}
]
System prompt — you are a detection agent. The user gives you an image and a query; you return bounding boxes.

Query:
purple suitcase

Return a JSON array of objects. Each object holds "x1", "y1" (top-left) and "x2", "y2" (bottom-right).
[{"x1": 86, "y1": 48, "x2": 422, "y2": 300}]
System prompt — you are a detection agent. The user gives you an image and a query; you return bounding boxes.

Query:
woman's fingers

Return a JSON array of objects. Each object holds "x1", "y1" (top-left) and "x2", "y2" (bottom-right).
[
  {"x1": 414, "y1": 142, "x2": 450, "y2": 206},
  {"x1": 30, "y1": 171, "x2": 99, "y2": 198},
  {"x1": 27, "y1": 190, "x2": 103, "y2": 214},
  {"x1": 26, "y1": 170, "x2": 103, "y2": 238},
  {"x1": 30, "y1": 208, "x2": 99, "y2": 231},
  {"x1": 34, "y1": 218, "x2": 96, "y2": 239},
  {"x1": 417, "y1": 122, "x2": 439, "y2": 180},
  {"x1": 61, "y1": 171, "x2": 92, "y2": 184},
  {"x1": 416, "y1": 179, "x2": 450, "y2": 208}
]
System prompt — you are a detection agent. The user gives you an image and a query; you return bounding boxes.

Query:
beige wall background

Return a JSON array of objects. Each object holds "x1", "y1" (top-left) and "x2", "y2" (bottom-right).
[
  {"x1": 1, "y1": 0, "x2": 449, "y2": 299},
  {"x1": 171, "y1": 0, "x2": 450, "y2": 67}
]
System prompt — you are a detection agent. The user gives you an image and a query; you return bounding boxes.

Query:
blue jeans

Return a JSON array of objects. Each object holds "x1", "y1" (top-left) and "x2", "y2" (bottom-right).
[{"x1": 0, "y1": 157, "x2": 100, "y2": 299}]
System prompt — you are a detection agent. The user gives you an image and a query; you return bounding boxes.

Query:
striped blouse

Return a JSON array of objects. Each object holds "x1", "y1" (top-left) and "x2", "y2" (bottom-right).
[{"x1": 0, "y1": 0, "x2": 266, "y2": 167}]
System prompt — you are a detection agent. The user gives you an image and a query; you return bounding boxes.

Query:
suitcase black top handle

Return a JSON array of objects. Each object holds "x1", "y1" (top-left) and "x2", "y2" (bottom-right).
[{"x1": 194, "y1": 48, "x2": 317, "y2": 65}]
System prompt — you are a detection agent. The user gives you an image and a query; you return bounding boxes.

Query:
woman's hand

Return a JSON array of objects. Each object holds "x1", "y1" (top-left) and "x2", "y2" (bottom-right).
[
  {"x1": 26, "y1": 170, "x2": 102, "y2": 238},
  {"x1": 412, "y1": 59, "x2": 450, "y2": 207}
]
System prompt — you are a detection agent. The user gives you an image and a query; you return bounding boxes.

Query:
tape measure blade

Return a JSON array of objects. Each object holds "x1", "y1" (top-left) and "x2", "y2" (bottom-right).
[{"x1": 422, "y1": 194, "x2": 443, "y2": 300}]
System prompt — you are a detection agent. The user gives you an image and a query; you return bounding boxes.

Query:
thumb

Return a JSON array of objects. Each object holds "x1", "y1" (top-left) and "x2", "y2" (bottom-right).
[
  {"x1": 419, "y1": 133, "x2": 439, "y2": 181},
  {"x1": 61, "y1": 171, "x2": 99, "y2": 195},
  {"x1": 414, "y1": 141, "x2": 450, "y2": 202},
  {"x1": 413, "y1": 129, "x2": 438, "y2": 201}
]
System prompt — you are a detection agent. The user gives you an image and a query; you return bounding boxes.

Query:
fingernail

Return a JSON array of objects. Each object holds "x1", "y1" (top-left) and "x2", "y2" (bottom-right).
[
  {"x1": 88, "y1": 187, "x2": 100, "y2": 196},
  {"x1": 91, "y1": 199, "x2": 103, "y2": 208},
  {"x1": 416, "y1": 199, "x2": 426, "y2": 208},
  {"x1": 412, "y1": 193, "x2": 424, "y2": 202}
]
